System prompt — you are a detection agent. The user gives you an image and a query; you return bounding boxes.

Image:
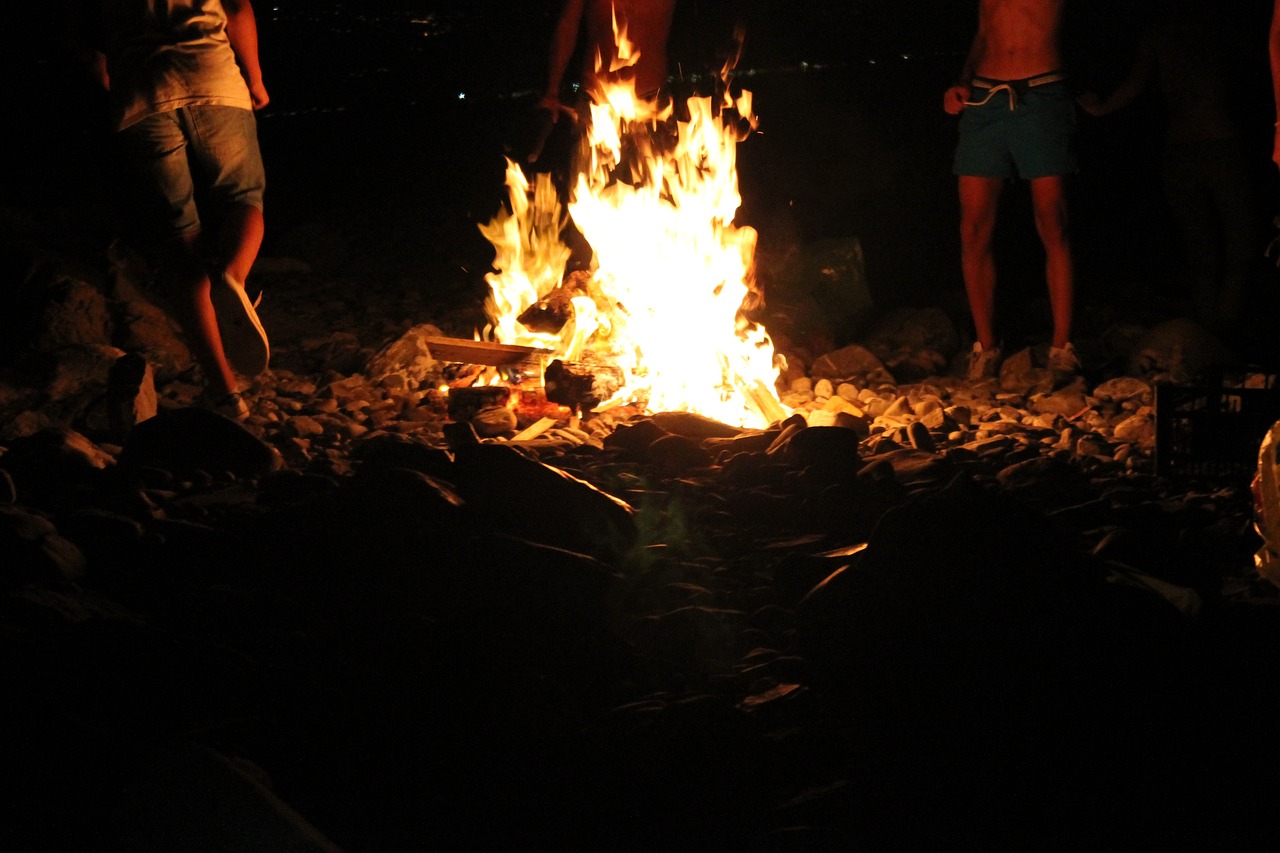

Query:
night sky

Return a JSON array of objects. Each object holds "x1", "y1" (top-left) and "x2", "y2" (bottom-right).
[{"x1": 9, "y1": 0, "x2": 1280, "y2": 322}]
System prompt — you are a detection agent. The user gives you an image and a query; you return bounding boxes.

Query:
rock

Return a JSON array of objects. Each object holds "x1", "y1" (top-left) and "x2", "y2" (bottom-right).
[
  {"x1": 32, "y1": 276, "x2": 113, "y2": 353},
  {"x1": 650, "y1": 411, "x2": 743, "y2": 440},
  {"x1": 447, "y1": 442, "x2": 637, "y2": 560},
  {"x1": 104, "y1": 352, "x2": 158, "y2": 443},
  {"x1": 1112, "y1": 412, "x2": 1156, "y2": 446},
  {"x1": 777, "y1": 425, "x2": 862, "y2": 474},
  {"x1": 1029, "y1": 388, "x2": 1089, "y2": 418},
  {"x1": 0, "y1": 428, "x2": 117, "y2": 509},
  {"x1": 0, "y1": 504, "x2": 88, "y2": 584},
  {"x1": 998, "y1": 347, "x2": 1054, "y2": 395},
  {"x1": 367, "y1": 322, "x2": 446, "y2": 384},
  {"x1": 809, "y1": 343, "x2": 891, "y2": 384},
  {"x1": 120, "y1": 407, "x2": 280, "y2": 479},
  {"x1": 472, "y1": 405, "x2": 517, "y2": 437},
  {"x1": 1094, "y1": 377, "x2": 1153, "y2": 406},
  {"x1": 1125, "y1": 318, "x2": 1236, "y2": 382},
  {"x1": 646, "y1": 433, "x2": 713, "y2": 475},
  {"x1": 604, "y1": 418, "x2": 671, "y2": 454}
]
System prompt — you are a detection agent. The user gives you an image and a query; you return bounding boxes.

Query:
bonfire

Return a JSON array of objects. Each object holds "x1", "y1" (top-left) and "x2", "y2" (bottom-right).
[{"x1": 479, "y1": 23, "x2": 787, "y2": 429}]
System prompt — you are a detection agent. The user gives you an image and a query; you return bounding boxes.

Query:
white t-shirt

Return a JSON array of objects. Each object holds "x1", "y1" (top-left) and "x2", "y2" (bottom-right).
[{"x1": 103, "y1": 0, "x2": 252, "y2": 130}]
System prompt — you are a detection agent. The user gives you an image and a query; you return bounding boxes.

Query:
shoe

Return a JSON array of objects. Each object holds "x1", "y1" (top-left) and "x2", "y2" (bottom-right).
[
  {"x1": 966, "y1": 341, "x2": 1002, "y2": 381},
  {"x1": 211, "y1": 271, "x2": 270, "y2": 376},
  {"x1": 1048, "y1": 342, "x2": 1081, "y2": 382},
  {"x1": 204, "y1": 391, "x2": 250, "y2": 422}
]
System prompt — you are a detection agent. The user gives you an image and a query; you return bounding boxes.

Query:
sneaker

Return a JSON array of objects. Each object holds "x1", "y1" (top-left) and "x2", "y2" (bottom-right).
[
  {"x1": 211, "y1": 271, "x2": 270, "y2": 376},
  {"x1": 966, "y1": 341, "x2": 1002, "y2": 381},
  {"x1": 204, "y1": 391, "x2": 250, "y2": 422},
  {"x1": 1048, "y1": 342, "x2": 1082, "y2": 382}
]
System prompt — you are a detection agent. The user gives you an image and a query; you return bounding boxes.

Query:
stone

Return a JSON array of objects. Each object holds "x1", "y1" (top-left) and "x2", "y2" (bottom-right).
[
  {"x1": 368, "y1": 322, "x2": 446, "y2": 384},
  {"x1": 121, "y1": 407, "x2": 280, "y2": 479},
  {"x1": 472, "y1": 405, "x2": 518, "y2": 437},
  {"x1": 809, "y1": 343, "x2": 889, "y2": 383},
  {"x1": 1094, "y1": 377, "x2": 1153, "y2": 406}
]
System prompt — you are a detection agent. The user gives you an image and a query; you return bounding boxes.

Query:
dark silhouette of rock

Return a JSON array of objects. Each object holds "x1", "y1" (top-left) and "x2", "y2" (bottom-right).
[{"x1": 119, "y1": 407, "x2": 280, "y2": 479}]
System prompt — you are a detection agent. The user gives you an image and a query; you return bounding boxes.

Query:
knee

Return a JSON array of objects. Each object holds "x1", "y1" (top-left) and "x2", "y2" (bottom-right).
[
  {"x1": 959, "y1": 215, "x2": 995, "y2": 253},
  {"x1": 1034, "y1": 203, "x2": 1069, "y2": 247}
]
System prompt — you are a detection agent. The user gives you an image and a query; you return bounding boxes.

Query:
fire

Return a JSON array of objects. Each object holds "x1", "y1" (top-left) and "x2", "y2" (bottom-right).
[{"x1": 479, "y1": 26, "x2": 786, "y2": 429}]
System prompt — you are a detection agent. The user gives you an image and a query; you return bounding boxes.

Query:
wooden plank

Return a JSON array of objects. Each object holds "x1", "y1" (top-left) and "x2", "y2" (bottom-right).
[
  {"x1": 423, "y1": 335, "x2": 554, "y2": 366},
  {"x1": 510, "y1": 416, "x2": 558, "y2": 442}
]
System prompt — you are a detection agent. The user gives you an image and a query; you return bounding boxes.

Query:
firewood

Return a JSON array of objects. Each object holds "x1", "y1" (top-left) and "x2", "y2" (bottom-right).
[
  {"x1": 446, "y1": 386, "x2": 512, "y2": 423},
  {"x1": 543, "y1": 359, "x2": 625, "y2": 412},
  {"x1": 516, "y1": 270, "x2": 592, "y2": 335}
]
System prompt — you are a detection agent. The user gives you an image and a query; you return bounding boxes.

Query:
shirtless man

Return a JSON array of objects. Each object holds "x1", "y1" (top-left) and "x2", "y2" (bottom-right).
[
  {"x1": 539, "y1": 0, "x2": 676, "y2": 123},
  {"x1": 944, "y1": 0, "x2": 1079, "y2": 383}
]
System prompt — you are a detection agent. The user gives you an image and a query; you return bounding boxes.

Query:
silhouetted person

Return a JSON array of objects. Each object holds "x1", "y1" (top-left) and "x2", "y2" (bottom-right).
[
  {"x1": 537, "y1": 0, "x2": 676, "y2": 133},
  {"x1": 84, "y1": 0, "x2": 271, "y2": 419},
  {"x1": 1079, "y1": 0, "x2": 1252, "y2": 334},
  {"x1": 944, "y1": 0, "x2": 1079, "y2": 384},
  {"x1": 529, "y1": 0, "x2": 676, "y2": 272}
]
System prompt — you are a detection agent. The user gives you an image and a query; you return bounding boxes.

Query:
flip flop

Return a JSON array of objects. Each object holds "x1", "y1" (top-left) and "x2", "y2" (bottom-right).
[{"x1": 211, "y1": 271, "x2": 270, "y2": 376}]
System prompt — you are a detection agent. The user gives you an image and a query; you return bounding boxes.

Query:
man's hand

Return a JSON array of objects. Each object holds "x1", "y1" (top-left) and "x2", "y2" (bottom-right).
[
  {"x1": 943, "y1": 84, "x2": 970, "y2": 115},
  {"x1": 536, "y1": 93, "x2": 578, "y2": 124},
  {"x1": 1076, "y1": 92, "x2": 1105, "y2": 117},
  {"x1": 247, "y1": 79, "x2": 269, "y2": 110}
]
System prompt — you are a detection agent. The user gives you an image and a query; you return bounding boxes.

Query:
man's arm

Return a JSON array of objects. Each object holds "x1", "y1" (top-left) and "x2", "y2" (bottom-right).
[
  {"x1": 224, "y1": 0, "x2": 269, "y2": 110},
  {"x1": 1271, "y1": 0, "x2": 1280, "y2": 167},
  {"x1": 943, "y1": 22, "x2": 986, "y2": 115},
  {"x1": 1077, "y1": 35, "x2": 1155, "y2": 117},
  {"x1": 540, "y1": 0, "x2": 585, "y2": 121}
]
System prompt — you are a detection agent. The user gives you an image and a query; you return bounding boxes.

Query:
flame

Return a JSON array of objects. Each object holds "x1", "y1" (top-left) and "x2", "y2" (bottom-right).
[{"x1": 480, "y1": 26, "x2": 785, "y2": 429}]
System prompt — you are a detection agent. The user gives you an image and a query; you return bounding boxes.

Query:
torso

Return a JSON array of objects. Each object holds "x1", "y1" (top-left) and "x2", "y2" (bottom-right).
[{"x1": 973, "y1": 0, "x2": 1064, "y2": 80}]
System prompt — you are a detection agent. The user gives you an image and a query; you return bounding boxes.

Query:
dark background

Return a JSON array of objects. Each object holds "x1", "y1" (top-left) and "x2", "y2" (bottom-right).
[{"x1": 9, "y1": 0, "x2": 1280, "y2": 348}]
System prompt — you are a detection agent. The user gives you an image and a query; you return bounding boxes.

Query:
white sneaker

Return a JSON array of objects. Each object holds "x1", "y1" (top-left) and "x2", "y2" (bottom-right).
[
  {"x1": 211, "y1": 271, "x2": 270, "y2": 376},
  {"x1": 966, "y1": 341, "x2": 1002, "y2": 381},
  {"x1": 203, "y1": 391, "x2": 250, "y2": 422}
]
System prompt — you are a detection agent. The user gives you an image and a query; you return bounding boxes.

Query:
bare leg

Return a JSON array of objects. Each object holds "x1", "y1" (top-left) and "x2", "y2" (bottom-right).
[
  {"x1": 164, "y1": 231, "x2": 239, "y2": 398},
  {"x1": 219, "y1": 203, "x2": 265, "y2": 285},
  {"x1": 958, "y1": 175, "x2": 1003, "y2": 349},
  {"x1": 1030, "y1": 175, "x2": 1073, "y2": 349}
]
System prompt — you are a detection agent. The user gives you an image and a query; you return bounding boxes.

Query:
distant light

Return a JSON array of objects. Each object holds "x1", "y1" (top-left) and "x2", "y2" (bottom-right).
[{"x1": 458, "y1": 92, "x2": 466, "y2": 100}]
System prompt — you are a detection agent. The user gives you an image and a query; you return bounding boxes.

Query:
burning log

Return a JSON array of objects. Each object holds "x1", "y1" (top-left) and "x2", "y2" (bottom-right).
[
  {"x1": 516, "y1": 270, "x2": 592, "y2": 335},
  {"x1": 543, "y1": 359, "x2": 625, "y2": 412},
  {"x1": 447, "y1": 386, "x2": 512, "y2": 423}
]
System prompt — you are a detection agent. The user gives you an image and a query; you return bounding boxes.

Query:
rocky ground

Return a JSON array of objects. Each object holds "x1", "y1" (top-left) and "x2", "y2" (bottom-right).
[
  {"x1": 6, "y1": 55, "x2": 1280, "y2": 849},
  {"x1": 4, "y1": 215, "x2": 1280, "y2": 849}
]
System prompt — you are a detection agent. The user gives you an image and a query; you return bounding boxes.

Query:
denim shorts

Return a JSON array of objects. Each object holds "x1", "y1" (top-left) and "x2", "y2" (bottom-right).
[
  {"x1": 119, "y1": 105, "x2": 266, "y2": 237},
  {"x1": 952, "y1": 80, "x2": 1077, "y2": 180}
]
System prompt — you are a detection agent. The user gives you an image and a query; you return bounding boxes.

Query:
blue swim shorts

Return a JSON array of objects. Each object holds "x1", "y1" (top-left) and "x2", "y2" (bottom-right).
[
  {"x1": 952, "y1": 78, "x2": 1078, "y2": 180},
  {"x1": 119, "y1": 105, "x2": 266, "y2": 238}
]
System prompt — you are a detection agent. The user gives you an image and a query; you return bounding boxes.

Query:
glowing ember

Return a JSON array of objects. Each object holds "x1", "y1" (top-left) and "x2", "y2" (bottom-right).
[{"x1": 479, "y1": 26, "x2": 786, "y2": 429}]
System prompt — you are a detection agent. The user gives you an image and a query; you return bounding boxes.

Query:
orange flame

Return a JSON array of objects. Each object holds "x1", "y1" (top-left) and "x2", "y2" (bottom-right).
[{"x1": 480, "y1": 26, "x2": 785, "y2": 428}]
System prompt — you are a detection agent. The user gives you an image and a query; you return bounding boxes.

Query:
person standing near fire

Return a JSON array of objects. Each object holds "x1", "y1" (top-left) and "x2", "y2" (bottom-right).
[
  {"x1": 944, "y1": 0, "x2": 1080, "y2": 384},
  {"x1": 530, "y1": 0, "x2": 677, "y2": 272},
  {"x1": 535, "y1": 0, "x2": 676, "y2": 144},
  {"x1": 80, "y1": 0, "x2": 271, "y2": 420},
  {"x1": 1077, "y1": 0, "x2": 1253, "y2": 336}
]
